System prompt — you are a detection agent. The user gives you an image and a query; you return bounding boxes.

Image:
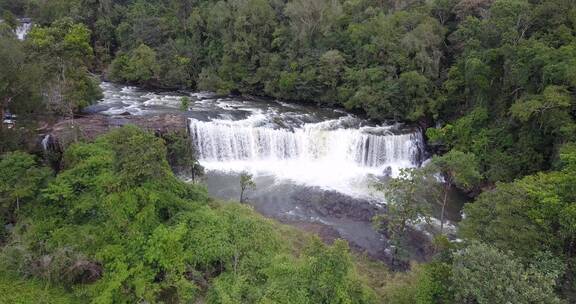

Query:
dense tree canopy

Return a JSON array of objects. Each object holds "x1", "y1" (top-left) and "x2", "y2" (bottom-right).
[
  {"x1": 2, "y1": 0, "x2": 576, "y2": 302},
  {"x1": 451, "y1": 243, "x2": 562, "y2": 304},
  {"x1": 0, "y1": 126, "x2": 375, "y2": 303},
  {"x1": 0, "y1": 14, "x2": 101, "y2": 123},
  {"x1": 459, "y1": 143, "x2": 576, "y2": 293},
  {"x1": 376, "y1": 141, "x2": 576, "y2": 302},
  {"x1": 3, "y1": 0, "x2": 572, "y2": 183},
  {"x1": 0, "y1": 151, "x2": 50, "y2": 241}
]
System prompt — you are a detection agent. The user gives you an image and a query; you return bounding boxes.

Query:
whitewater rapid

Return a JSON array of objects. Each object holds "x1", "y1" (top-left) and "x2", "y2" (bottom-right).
[
  {"x1": 16, "y1": 22, "x2": 31, "y2": 40},
  {"x1": 87, "y1": 81, "x2": 426, "y2": 200}
]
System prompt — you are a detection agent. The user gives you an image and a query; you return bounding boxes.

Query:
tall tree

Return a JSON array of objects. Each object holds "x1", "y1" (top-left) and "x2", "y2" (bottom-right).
[
  {"x1": 374, "y1": 168, "x2": 431, "y2": 264},
  {"x1": 0, "y1": 34, "x2": 43, "y2": 128},
  {"x1": 0, "y1": 152, "x2": 50, "y2": 223},
  {"x1": 27, "y1": 17, "x2": 101, "y2": 119},
  {"x1": 429, "y1": 150, "x2": 480, "y2": 234},
  {"x1": 239, "y1": 172, "x2": 256, "y2": 203}
]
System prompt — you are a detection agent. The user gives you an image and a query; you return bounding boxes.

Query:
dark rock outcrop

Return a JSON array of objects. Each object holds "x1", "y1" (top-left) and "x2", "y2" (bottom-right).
[
  {"x1": 292, "y1": 188, "x2": 384, "y2": 222},
  {"x1": 46, "y1": 114, "x2": 188, "y2": 148}
]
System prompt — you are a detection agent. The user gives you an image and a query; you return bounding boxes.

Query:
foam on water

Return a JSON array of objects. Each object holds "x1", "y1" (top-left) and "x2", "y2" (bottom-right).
[
  {"x1": 89, "y1": 81, "x2": 425, "y2": 200},
  {"x1": 16, "y1": 22, "x2": 31, "y2": 40}
]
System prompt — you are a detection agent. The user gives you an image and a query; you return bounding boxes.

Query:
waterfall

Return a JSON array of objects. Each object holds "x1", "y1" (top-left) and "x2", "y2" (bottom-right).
[
  {"x1": 91, "y1": 80, "x2": 427, "y2": 197},
  {"x1": 41, "y1": 134, "x2": 52, "y2": 152},
  {"x1": 189, "y1": 118, "x2": 423, "y2": 173},
  {"x1": 15, "y1": 20, "x2": 31, "y2": 40},
  {"x1": 41, "y1": 134, "x2": 61, "y2": 156}
]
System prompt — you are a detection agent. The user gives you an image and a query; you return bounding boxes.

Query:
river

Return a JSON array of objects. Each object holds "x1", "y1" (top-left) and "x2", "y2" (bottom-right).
[{"x1": 85, "y1": 82, "x2": 464, "y2": 261}]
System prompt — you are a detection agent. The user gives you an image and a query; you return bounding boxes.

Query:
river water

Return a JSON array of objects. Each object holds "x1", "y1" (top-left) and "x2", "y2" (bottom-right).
[{"x1": 86, "y1": 82, "x2": 462, "y2": 260}]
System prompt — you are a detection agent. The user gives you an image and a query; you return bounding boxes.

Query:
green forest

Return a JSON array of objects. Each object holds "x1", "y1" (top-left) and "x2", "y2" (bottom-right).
[{"x1": 0, "y1": 0, "x2": 575, "y2": 303}]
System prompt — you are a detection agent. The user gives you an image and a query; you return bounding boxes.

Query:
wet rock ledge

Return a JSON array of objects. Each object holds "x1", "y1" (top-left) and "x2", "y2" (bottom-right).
[{"x1": 46, "y1": 114, "x2": 188, "y2": 146}]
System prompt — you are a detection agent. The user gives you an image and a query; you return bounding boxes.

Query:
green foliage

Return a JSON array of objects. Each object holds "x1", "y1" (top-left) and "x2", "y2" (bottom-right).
[
  {"x1": 459, "y1": 144, "x2": 576, "y2": 292},
  {"x1": 109, "y1": 44, "x2": 160, "y2": 85},
  {"x1": 382, "y1": 241, "x2": 564, "y2": 304},
  {"x1": 180, "y1": 96, "x2": 190, "y2": 111},
  {"x1": 25, "y1": 17, "x2": 102, "y2": 116},
  {"x1": 433, "y1": 0, "x2": 576, "y2": 182},
  {"x1": 98, "y1": 125, "x2": 171, "y2": 185},
  {"x1": 0, "y1": 152, "x2": 50, "y2": 225},
  {"x1": 162, "y1": 130, "x2": 204, "y2": 181},
  {"x1": 207, "y1": 238, "x2": 375, "y2": 304},
  {"x1": 0, "y1": 126, "x2": 375, "y2": 303},
  {"x1": 27, "y1": 17, "x2": 93, "y2": 67},
  {"x1": 430, "y1": 150, "x2": 481, "y2": 190},
  {"x1": 0, "y1": 0, "x2": 27, "y2": 17},
  {"x1": 414, "y1": 262, "x2": 453, "y2": 304},
  {"x1": 452, "y1": 242, "x2": 562, "y2": 304},
  {"x1": 376, "y1": 169, "x2": 431, "y2": 239},
  {"x1": 374, "y1": 168, "x2": 432, "y2": 265},
  {"x1": 239, "y1": 172, "x2": 256, "y2": 203},
  {"x1": 0, "y1": 273, "x2": 79, "y2": 304},
  {"x1": 379, "y1": 262, "x2": 453, "y2": 304},
  {"x1": 427, "y1": 150, "x2": 480, "y2": 233},
  {"x1": 0, "y1": 34, "x2": 45, "y2": 121},
  {"x1": 376, "y1": 151, "x2": 480, "y2": 243}
]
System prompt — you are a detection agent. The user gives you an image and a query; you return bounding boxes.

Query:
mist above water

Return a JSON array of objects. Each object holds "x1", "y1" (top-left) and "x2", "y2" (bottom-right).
[{"x1": 190, "y1": 115, "x2": 424, "y2": 198}]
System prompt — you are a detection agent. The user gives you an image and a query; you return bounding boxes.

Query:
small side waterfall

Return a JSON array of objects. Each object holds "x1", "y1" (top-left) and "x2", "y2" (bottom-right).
[
  {"x1": 15, "y1": 19, "x2": 31, "y2": 40},
  {"x1": 40, "y1": 134, "x2": 60, "y2": 156},
  {"x1": 189, "y1": 118, "x2": 424, "y2": 172},
  {"x1": 41, "y1": 134, "x2": 51, "y2": 152}
]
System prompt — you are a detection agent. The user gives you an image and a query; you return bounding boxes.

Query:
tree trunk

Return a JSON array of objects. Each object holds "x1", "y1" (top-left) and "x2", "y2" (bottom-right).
[{"x1": 440, "y1": 183, "x2": 450, "y2": 234}]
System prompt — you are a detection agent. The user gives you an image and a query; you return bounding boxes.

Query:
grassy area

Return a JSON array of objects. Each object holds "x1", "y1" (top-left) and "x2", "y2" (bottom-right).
[{"x1": 0, "y1": 274, "x2": 79, "y2": 304}]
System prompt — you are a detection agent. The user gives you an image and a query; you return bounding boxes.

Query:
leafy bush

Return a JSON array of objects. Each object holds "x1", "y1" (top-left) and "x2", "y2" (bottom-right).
[{"x1": 0, "y1": 126, "x2": 375, "y2": 303}]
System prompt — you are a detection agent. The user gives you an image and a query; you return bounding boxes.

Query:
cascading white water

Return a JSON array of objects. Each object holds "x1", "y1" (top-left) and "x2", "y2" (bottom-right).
[
  {"x1": 16, "y1": 22, "x2": 31, "y2": 40},
  {"x1": 190, "y1": 119, "x2": 422, "y2": 169},
  {"x1": 189, "y1": 117, "x2": 424, "y2": 197},
  {"x1": 41, "y1": 134, "x2": 51, "y2": 151},
  {"x1": 88, "y1": 81, "x2": 427, "y2": 198}
]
